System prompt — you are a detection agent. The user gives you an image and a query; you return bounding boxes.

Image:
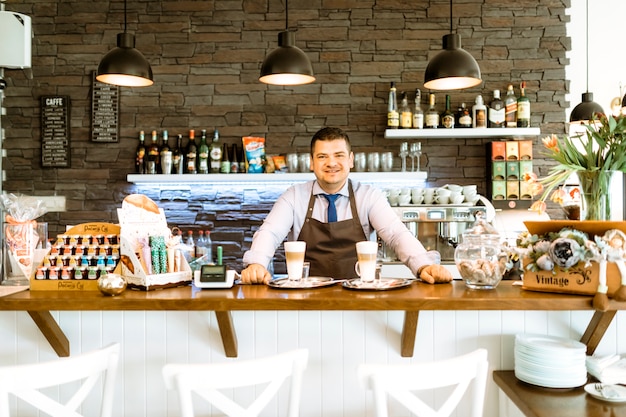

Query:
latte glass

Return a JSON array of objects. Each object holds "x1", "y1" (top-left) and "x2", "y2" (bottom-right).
[
  {"x1": 284, "y1": 241, "x2": 306, "y2": 282},
  {"x1": 354, "y1": 241, "x2": 378, "y2": 283}
]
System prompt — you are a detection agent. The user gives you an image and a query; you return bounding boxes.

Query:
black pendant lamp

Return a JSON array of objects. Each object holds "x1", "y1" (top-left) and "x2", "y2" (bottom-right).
[
  {"x1": 96, "y1": 0, "x2": 153, "y2": 87},
  {"x1": 424, "y1": 0, "x2": 481, "y2": 91},
  {"x1": 569, "y1": 0, "x2": 603, "y2": 123},
  {"x1": 259, "y1": 0, "x2": 315, "y2": 86}
]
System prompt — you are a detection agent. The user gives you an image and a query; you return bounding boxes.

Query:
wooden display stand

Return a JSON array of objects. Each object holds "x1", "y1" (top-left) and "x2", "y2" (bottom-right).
[
  {"x1": 522, "y1": 221, "x2": 626, "y2": 295},
  {"x1": 29, "y1": 223, "x2": 120, "y2": 291}
]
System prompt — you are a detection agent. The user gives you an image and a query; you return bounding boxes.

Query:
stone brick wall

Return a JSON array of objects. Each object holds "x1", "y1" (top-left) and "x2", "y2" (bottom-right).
[{"x1": 1, "y1": 0, "x2": 570, "y2": 272}]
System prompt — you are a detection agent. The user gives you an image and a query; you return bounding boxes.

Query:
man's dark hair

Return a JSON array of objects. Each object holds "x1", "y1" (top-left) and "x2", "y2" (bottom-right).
[{"x1": 310, "y1": 127, "x2": 351, "y2": 155}]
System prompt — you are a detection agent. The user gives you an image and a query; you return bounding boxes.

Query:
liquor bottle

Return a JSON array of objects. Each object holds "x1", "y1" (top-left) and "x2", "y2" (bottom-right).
[
  {"x1": 135, "y1": 130, "x2": 146, "y2": 174},
  {"x1": 488, "y1": 90, "x2": 505, "y2": 128},
  {"x1": 209, "y1": 129, "x2": 222, "y2": 173},
  {"x1": 185, "y1": 129, "x2": 197, "y2": 174},
  {"x1": 412, "y1": 89, "x2": 424, "y2": 129},
  {"x1": 238, "y1": 144, "x2": 246, "y2": 173},
  {"x1": 517, "y1": 81, "x2": 531, "y2": 127},
  {"x1": 172, "y1": 134, "x2": 183, "y2": 175},
  {"x1": 472, "y1": 95, "x2": 487, "y2": 128},
  {"x1": 399, "y1": 91, "x2": 412, "y2": 129},
  {"x1": 147, "y1": 130, "x2": 160, "y2": 174},
  {"x1": 456, "y1": 103, "x2": 472, "y2": 128},
  {"x1": 440, "y1": 94, "x2": 455, "y2": 129},
  {"x1": 504, "y1": 84, "x2": 518, "y2": 128},
  {"x1": 160, "y1": 130, "x2": 172, "y2": 174},
  {"x1": 198, "y1": 129, "x2": 210, "y2": 174},
  {"x1": 220, "y1": 142, "x2": 230, "y2": 174},
  {"x1": 387, "y1": 82, "x2": 399, "y2": 129},
  {"x1": 230, "y1": 144, "x2": 239, "y2": 173},
  {"x1": 424, "y1": 93, "x2": 439, "y2": 128}
]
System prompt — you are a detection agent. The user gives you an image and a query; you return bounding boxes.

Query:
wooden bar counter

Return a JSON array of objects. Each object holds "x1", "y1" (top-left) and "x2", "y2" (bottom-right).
[
  {"x1": 494, "y1": 370, "x2": 626, "y2": 417},
  {"x1": 0, "y1": 281, "x2": 620, "y2": 358}
]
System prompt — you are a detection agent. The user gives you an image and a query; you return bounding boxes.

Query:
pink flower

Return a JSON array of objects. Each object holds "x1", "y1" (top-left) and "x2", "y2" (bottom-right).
[
  {"x1": 550, "y1": 189, "x2": 566, "y2": 204},
  {"x1": 542, "y1": 134, "x2": 559, "y2": 151},
  {"x1": 530, "y1": 200, "x2": 547, "y2": 214}
]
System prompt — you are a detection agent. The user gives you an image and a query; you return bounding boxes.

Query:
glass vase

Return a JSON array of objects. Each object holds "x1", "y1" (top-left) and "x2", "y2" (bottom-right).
[
  {"x1": 577, "y1": 170, "x2": 614, "y2": 221},
  {"x1": 2, "y1": 224, "x2": 35, "y2": 286}
]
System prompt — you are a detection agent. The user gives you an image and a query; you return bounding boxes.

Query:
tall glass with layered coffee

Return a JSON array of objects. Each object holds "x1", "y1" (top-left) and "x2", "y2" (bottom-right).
[
  {"x1": 284, "y1": 241, "x2": 306, "y2": 283},
  {"x1": 354, "y1": 241, "x2": 378, "y2": 283}
]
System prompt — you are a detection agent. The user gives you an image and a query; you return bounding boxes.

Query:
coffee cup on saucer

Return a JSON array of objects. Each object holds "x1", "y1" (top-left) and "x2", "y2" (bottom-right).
[
  {"x1": 434, "y1": 194, "x2": 450, "y2": 204},
  {"x1": 412, "y1": 194, "x2": 424, "y2": 204},
  {"x1": 398, "y1": 194, "x2": 412, "y2": 205}
]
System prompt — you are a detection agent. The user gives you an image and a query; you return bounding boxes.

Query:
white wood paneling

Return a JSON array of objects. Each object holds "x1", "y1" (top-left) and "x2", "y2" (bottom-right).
[{"x1": 0, "y1": 309, "x2": 624, "y2": 417}]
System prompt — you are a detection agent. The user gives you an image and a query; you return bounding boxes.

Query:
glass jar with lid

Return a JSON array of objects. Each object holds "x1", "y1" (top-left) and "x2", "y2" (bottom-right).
[{"x1": 454, "y1": 212, "x2": 507, "y2": 289}]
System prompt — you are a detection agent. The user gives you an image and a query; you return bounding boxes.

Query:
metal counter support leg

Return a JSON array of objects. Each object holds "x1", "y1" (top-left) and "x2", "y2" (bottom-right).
[
  {"x1": 27, "y1": 311, "x2": 70, "y2": 357},
  {"x1": 401, "y1": 310, "x2": 419, "y2": 357},
  {"x1": 581, "y1": 309, "x2": 617, "y2": 355},
  {"x1": 215, "y1": 311, "x2": 238, "y2": 357}
]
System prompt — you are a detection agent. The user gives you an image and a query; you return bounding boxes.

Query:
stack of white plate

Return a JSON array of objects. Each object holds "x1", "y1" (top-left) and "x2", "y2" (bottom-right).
[{"x1": 514, "y1": 333, "x2": 588, "y2": 388}]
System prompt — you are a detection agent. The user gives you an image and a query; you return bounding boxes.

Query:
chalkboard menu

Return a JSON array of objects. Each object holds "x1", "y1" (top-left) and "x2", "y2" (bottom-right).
[
  {"x1": 40, "y1": 95, "x2": 71, "y2": 168},
  {"x1": 91, "y1": 72, "x2": 120, "y2": 142}
]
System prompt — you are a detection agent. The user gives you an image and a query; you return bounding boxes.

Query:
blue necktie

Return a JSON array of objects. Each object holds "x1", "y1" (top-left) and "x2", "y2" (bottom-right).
[{"x1": 323, "y1": 194, "x2": 340, "y2": 222}]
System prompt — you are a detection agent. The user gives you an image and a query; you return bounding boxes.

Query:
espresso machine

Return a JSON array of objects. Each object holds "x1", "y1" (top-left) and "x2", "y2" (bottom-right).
[{"x1": 379, "y1": 196, "x2": 496, "y2": 268}]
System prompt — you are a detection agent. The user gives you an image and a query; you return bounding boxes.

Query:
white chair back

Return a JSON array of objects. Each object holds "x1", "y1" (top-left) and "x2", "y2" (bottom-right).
[
  {"x1": 163, "y1": 349, "x2": 308, "y2": 417},
  {"x1": 0, "y1": 343, "x2": 120, "y2": 417},
  {"x1": 358, "y1": 348, "x2": 488, "y2": 417}
]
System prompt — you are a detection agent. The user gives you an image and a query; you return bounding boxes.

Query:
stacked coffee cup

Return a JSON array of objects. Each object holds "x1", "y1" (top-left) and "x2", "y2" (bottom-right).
[{"x1": 386, "y1": 184, "x2": 480, "y2": 206}]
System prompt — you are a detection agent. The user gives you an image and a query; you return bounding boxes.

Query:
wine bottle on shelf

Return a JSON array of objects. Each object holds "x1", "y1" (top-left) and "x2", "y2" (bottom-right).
[
  {"x1": 440, "y1": 94, "x2": 455, "y2": 129},
  {"x1": 504, "y1": 84, "x2": 518, "y2": 128},
  {"x1": 424, "y1": 93, "x2": 439, "y2": 128},
  {"x1": 488, "y1": 90, "x2": 505, "y2": 128},
  {"x1": 185, "y1": 129, "x2": 197, "y2": 174},
  {"x1": 399, "y1": 91, "x2": 412, "y2": 129},
  {"x1": 517, "y1": 81, "x2": 531, "y2": 127},
  {"x1": 230, "y1": 144, "x2": 239, "y2": 173},
  {"x1": 220, "y1": 142, "x2": 230, "y2": 174},
  {"x1": 472, "y1": 95, "x2": 487, "y2": 128},
  {"x1": 172, "y1": 134, "x2": 183, "y2": 175},
  {"x1": 160, "y1": 130, "x2": 172, "y2": 174},
  {"x1": 198, "y1": 129, "x2": 210, "y2": 174},
  {"x1": 457, "y1": 103, "x2": 472, "y2": 128},
  {"x1": 147, "y1": 130, "x2": 160, "y2": 174},
  {"x1": 209, "y1": 129, "x2": 222, "y2": 173},
  {"x1": 135, "y1": 130, "x2": 146, "y2": 174},
  {"x1": 387, "y1": 82, "x2": 399, "y2": 129},
  {"x1": 238, "y1": 144, "x2": 246, "y2": 173},
  {"x1": 412, "y1": 89, "x2": 424, "y2": 129}
]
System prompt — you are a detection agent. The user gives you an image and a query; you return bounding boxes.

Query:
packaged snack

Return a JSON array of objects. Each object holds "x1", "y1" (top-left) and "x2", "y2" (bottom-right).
[
  {"x1": 242, "y1": 136, "x2": 266, "y2": 173},
  {"x1": 272, "y1": 155, "x2": 287, "y2": 173},
  {"x1": 265, "y1": 155, "x2": 276, "y2": 173}
]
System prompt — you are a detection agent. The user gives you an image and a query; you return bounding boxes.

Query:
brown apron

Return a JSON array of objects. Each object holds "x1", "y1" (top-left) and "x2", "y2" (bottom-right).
[{"x1": 297, "y1": 181, "x2": 367, "y2": 278}]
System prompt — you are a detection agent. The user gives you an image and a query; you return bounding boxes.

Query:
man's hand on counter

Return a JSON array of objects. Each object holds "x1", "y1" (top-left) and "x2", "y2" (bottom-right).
[
  {"x1": 418, "y1": 264, "x2": 453, "y2": 284},
  {"x1": 240, "y1": 264, "x2": 272, "y2": 285}
]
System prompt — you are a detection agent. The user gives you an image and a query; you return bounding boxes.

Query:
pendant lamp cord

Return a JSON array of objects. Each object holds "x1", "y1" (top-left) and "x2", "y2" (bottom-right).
[
  {"x1": 124, "y1": 0, "x2": 128, "y2": 33},
  {"x1": 449, "y1": 0, "x2": 453, "y2": 33},
  {"x1": 284, "y1": 0, "x2": 289, "y2": 31},
  {"x1": 585, "y1": 0, "x2": 589, "y2": 92}
]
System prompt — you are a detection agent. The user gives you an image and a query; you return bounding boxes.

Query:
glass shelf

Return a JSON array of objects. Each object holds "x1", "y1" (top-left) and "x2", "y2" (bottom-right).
[
  {"x1": 127, "y1": 171, "x2": 428, "y2": 186},
  {"x1": 384, "y1": 127, "x2": 540, "y2": 140}
]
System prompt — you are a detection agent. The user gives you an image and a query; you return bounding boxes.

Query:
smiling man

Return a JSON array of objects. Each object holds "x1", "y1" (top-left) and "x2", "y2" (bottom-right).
[{"x1": 241, "y1": 127, "x2": 451, "y2": 284}]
